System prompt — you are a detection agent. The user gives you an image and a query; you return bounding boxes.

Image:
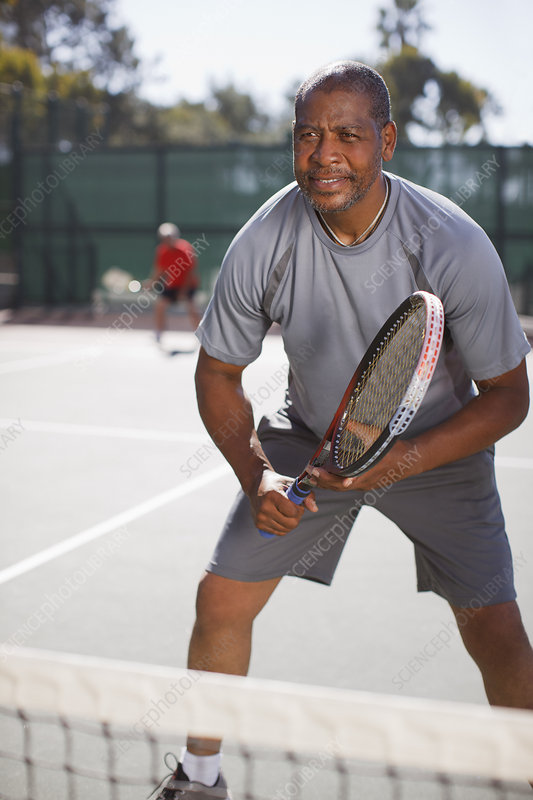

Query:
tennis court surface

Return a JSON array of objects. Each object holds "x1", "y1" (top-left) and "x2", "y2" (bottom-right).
[{"x1": 1, "y1": 319, "x2": 532, "y2": 798}]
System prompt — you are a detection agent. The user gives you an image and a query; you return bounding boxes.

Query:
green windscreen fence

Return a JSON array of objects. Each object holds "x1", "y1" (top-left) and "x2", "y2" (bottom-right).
[{"x1": 1, "y1": 138, "x2": 532, "y2": 312}]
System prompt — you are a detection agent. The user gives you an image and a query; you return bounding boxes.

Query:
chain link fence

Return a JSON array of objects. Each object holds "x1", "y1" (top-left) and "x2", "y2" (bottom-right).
[{"x1": 0, "y1": 87, "x2": 532, "y2": 313}]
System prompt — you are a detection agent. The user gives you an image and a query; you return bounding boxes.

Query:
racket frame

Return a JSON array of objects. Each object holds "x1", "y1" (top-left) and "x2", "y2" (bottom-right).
[
  {"x1": 329, "y1": 290, "x2": 444, "y2": 477},
  {"x1": 260, "y1": 291, "x2": 444, "y2": 538}
]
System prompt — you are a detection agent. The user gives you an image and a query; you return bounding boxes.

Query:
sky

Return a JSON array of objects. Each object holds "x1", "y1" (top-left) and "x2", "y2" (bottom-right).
[{"x1": 113, "y1": 0, "x2": 532, "y2": 146}]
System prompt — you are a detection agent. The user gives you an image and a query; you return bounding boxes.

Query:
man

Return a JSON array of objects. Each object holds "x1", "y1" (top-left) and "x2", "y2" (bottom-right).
[
  {"x1": 153, "y1": 61, "x2": 532, "y2": 799},
  {"x1": 146, "y1": 222, "x2": 201, "y2": 343}
]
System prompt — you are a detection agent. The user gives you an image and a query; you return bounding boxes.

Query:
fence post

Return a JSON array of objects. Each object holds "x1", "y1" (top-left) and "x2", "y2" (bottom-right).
[
  {"x1": 67, "y1": 200, "x2": 78, "y2": 304},
  {"x1": 47, "y1": 91, "x2": 60, "y2": 146},
  {"x1": 100, "y1": 103, "x2": 111, "y2": 144},
  {"x1": 156, "y1": 145, "x2": 167, "y2": 227},
  {"x1": 87, "y1": 242, "x2": 97, "y2": 315},
  {"x1": 43, "y1": 92, "x2": 59, "y2": 306},
  {"x1": 75, "y1": 98, "x2": 89, "y2": 143},
  {"x1": 11, "y1": 83, "x2": 23, "y2": 308},
  {"x1": 494, "y1": 145, "x2": 506, "y2": 264}
]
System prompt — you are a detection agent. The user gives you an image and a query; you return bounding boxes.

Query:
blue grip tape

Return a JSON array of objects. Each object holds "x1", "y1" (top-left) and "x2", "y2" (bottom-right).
[
  {"x1": 259, "y1": 480, "x2": 311, "y2": 539},
  {"x1": 286, "y1": 481, "x2": 311, "y2": 505}
]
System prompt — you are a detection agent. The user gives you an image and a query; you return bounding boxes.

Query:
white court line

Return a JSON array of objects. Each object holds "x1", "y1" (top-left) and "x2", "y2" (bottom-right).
[
  {"x1": 0, "y1": 464, "x2": 232, "y2": 586},
  {"x1": 0, "y1": 348, "x2": 100, "y2": 375},
  {"x1": 495, "y1": 456, "x2": 533, "y2": 469},
  {"x1": 0, "y1": 419, "x2": 206, "y2": 444}
]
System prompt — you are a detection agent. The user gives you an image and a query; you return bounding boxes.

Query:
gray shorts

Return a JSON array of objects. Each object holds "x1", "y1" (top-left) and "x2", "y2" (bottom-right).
[{"x1": 207, "y1": 411, "x2": 516, "y2": 608}]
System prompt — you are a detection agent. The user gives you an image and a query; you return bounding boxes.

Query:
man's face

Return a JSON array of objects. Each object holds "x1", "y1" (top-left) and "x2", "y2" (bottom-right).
[{"x1": 293, "y1": 87, "x2": 389, "y2": 214}]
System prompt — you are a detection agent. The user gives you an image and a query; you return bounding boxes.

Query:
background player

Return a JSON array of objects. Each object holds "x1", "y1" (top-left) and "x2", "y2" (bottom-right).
[{"x1": 145, "y1": 222, "x2": 201, "y2": 343}]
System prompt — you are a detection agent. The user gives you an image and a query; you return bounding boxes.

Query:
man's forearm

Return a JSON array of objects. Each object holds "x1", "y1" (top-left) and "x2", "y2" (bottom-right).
[
  {"x1": 195, "y1": 347, "x2": 313, "y2": 536},
  {"x1": 317, "y1": 359, "x2": 529, "y2": 494},
  {"x1": 410, "y1": 374, "x2": 529, "y2": 474},
  {"x1": 195, "y1": 366, "x2": 273, "y2": 496}
]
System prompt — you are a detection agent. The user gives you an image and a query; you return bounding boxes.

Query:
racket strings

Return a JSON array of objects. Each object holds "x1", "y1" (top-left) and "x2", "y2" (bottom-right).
[{"x1": 334, "y1": 305, "x2": 427, "y2": 468}]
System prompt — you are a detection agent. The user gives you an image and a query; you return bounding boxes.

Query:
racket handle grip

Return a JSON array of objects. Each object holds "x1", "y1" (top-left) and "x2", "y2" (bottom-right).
[
  {"x1": 286, "y1": 480, "x2": 312, "y2": 504},
  {"x1": 259, "y1": 479, "x2": 311, "y2": 539}
]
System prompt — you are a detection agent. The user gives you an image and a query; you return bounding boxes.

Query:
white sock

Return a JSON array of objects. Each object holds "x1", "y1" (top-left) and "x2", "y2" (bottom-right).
[{"x1": 181, "y1": 747, "x2": 221, "y2": 787}]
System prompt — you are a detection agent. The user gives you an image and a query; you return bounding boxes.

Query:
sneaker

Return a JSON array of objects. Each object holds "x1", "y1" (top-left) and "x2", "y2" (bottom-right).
[{"x1": 150, "y1": 756, "x2": 232, "y2": 799}]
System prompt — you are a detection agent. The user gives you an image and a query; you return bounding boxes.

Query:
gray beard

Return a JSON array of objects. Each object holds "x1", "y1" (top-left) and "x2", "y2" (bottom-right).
[
  {"x1": 299, "y1": 178, "x2": 370, "y2": 213},
  {"x1": 295, "y1": 152, "x2": 383, "y2": 214}
]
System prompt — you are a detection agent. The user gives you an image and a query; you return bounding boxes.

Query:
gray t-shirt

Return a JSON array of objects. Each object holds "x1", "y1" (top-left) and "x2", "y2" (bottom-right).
[{"x1": 196, "y1": 172, "x2": 530, "y2": 439}]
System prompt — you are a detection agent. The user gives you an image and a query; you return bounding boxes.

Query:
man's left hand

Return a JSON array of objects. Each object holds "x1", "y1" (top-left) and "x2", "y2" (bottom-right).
[{"x1": 304, "y1": 439, "x2": 423, "y2": 493}]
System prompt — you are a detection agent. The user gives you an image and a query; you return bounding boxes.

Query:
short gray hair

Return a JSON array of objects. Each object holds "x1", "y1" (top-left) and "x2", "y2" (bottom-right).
[{"x1": 295, "y1": 61, "x2": 392, "y2": 130}]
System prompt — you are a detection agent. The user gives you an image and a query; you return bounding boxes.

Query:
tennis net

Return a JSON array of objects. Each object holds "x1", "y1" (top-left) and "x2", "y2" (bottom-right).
[{"x1": 1, "y1": 646, "x2": 532, "y2": 799}]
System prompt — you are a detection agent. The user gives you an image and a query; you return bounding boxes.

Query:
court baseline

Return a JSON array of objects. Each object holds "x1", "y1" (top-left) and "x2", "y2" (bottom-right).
[
  {"x1": 0, "y1": 464, "x2": 232, "y2": 586},
  {"x1": 0, "y1": 419, "x2": 206, "y2": 443}
]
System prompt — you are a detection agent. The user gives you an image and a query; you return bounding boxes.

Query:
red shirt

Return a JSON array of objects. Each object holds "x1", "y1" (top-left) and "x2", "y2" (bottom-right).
[{"x1": 155, "y1": 239, "x2": 197, "y2": 289}]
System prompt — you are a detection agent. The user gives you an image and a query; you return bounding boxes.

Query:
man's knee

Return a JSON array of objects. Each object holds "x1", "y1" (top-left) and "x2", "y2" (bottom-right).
[
  {"x1": 194, "y1": 572, "x2": 278, "y2": 630},
  {"x1": 451, "y1": 600, "x2": 531, "y2": 659}
]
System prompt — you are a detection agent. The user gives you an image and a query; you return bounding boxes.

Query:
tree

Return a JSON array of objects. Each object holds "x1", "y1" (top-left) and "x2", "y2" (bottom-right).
[
  {"x1": 0, "y1": 3, "x2": 284, "y2": 145},
  {"x1": 0, "y1": 0, "x2": 140, "y2": 93},
  {"x1": 156, "y1": 100, "x2": 231, "y2": 145},
  {"x1": 377, "y1": 0, "x2": 430, "y2": 51},
  {"x1": 378, "y1": 46, "x2": 436, "y2": 140},
  {"x1": 0, "y1": 40, "x2": 46, "y2": 90},
  {"x1": 376, "y1": 0, "x2": 498, "y2": 144},
  {"x1": 432, "y1": 70, "x2": 493, "y2": 143},
  {"x1": 0, "y1": 1, "x2": 147, "y2": 145},
  {"x1": 209, "y1": 83, "x2": 270, "y2": 137}
]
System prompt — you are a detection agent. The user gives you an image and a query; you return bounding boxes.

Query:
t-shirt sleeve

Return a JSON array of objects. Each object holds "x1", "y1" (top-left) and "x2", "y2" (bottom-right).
[
  {"x1": 439, "y1": 224, "x2": 530, "y2": 381},
  {"x1": 195, "y1": 234, "x2": 272, "y2": 365}
]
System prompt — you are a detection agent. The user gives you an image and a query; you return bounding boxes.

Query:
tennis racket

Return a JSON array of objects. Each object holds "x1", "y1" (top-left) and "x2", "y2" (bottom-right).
[{"x1": 260, "y1": 291, "x2": 444, "y2": 538}]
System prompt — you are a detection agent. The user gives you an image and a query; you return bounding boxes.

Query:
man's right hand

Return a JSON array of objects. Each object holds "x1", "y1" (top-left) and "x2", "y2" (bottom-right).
[{"x1": 250, "y1": 470, "x2": 318, "y2": 536}]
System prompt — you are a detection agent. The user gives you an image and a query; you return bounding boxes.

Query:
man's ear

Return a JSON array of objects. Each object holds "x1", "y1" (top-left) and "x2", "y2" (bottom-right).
[{"x1": 381, "y1": 120, "x2": 397, "y2": 162}]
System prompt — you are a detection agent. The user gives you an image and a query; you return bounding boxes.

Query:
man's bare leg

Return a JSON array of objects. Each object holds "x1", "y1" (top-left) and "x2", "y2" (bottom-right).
[
  {"x1": 451, "y1": 600, "x2": 533, "y2": 709},
  {"x1": 187, "y1": 572, "x2": 281, "y2": 755},
  {"x1": 154, "y1": 296, "x2": 170, "y2": 340}
]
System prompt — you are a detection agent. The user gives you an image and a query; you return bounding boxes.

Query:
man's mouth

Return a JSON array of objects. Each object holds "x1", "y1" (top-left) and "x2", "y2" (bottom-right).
[{"x1": 308, "y1": 174, "x2": 351, "y2": 190}]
